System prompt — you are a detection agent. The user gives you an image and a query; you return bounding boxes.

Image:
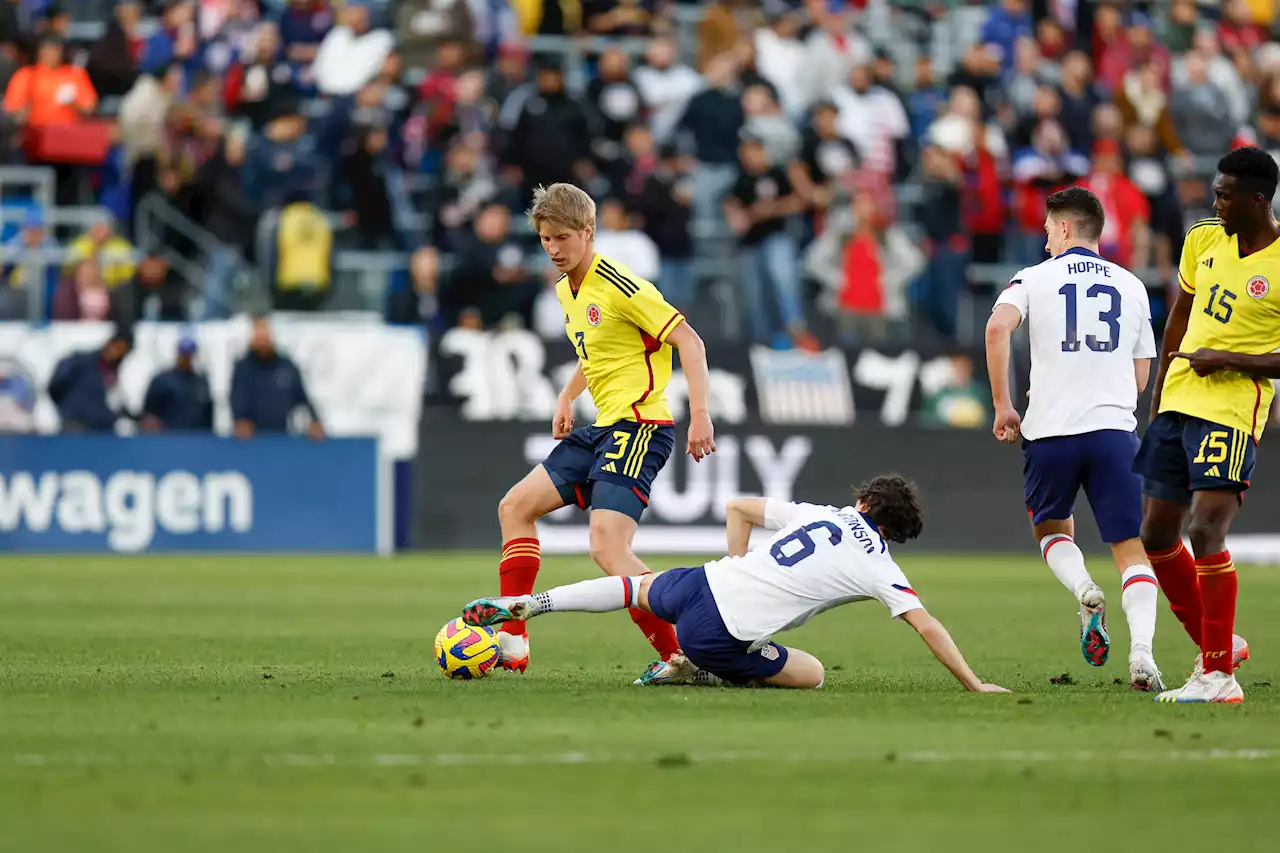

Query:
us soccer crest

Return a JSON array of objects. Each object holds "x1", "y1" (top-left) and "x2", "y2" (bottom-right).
[
  {"x1": 586, "y1": 304, "x2": 602, "y2": 326},
  {"x1": 1247, "y1": 276, "x2": 1270, "y2": 299}
]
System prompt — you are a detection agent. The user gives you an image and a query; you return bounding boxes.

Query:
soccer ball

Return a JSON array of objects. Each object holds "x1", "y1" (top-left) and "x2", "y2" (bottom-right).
[{"x1": 435, "y1": 617, "x2": 502, "y2": 680}]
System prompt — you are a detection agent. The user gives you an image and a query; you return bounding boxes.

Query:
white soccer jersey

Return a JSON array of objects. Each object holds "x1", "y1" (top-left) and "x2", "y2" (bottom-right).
[
  {"x1": 994, "y1": 247, "x2": 1156, "y2": 441},
  {"x1": 702, "y1": 500, "x2": 924, "y2": 647}
]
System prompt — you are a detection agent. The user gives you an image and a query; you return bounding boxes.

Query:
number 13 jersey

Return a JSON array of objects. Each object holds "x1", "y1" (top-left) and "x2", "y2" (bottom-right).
[
  {"x1": 996, "y1": 246, "x2": 1156, "y2": 441},
  {"x1": 702, "y1": 501, "x2": 923, "y2": 646},
  {"x1": 1162, "y1": 218, "x2": 1280, "y2": 442}
]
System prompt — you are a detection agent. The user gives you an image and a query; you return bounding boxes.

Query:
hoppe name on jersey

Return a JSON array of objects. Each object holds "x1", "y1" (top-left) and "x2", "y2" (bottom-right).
[{"x1": 1066, "y1": 261, "x2": 1112, "y2": 277}]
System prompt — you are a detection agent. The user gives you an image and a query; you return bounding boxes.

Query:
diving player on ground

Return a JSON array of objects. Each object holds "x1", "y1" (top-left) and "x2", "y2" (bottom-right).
[
  {"x1": 985, "y1": 187, "x2": 1166, "y2": 691},
  {"x1": 464, "y1": 475, "x2": 1008, "y2": 693},
  {"x1": 1136, "y1": 147, "x2": 1280, "y2": 704},
  {"x1": 494, "y1": 183, "x2": 717, "y2": 684}
]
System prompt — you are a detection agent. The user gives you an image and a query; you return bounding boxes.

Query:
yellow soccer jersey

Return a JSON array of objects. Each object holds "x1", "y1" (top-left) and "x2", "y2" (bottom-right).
[
  {"x1": 557, "y1": 254, "x2": 685, "y2": 427},
  {"x1": 1163, "y1": 218, "x2": 1280, "y2": 440}
]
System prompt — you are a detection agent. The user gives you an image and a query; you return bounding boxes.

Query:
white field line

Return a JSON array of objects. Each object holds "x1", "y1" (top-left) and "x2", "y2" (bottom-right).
[{"x1": 5, "y1": 748, "x2": 1280, "y2": 769}]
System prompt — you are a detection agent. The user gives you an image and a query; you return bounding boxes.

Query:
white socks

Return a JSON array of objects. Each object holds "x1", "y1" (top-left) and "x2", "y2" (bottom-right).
[
  {"x1": 1120, "y1": 565, "x2": 1159, "y2": 654},
  {"x1": 1040, "y1": 534, "x2": 1094, "y2": 600},
  {"x1": 530, "y1": 575, "x2": 644, "y2": 616}
]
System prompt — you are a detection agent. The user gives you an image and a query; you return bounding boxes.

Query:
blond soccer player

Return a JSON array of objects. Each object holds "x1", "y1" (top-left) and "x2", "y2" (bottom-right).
[{"x1": 492, "y1": 183, "x2": 716, "y2": 683}]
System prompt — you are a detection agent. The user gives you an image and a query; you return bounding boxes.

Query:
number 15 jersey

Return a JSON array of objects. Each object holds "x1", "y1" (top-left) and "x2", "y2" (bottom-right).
[
  {"x1": 702, "y1": 500, "x2": 923, "y2": 646},
  {"x1": 996, "y1": 247, "x2": 1156, "y2": 441},
  {"x1": 1162, "y1": 218, "x2": 1280, "y2": 442}
]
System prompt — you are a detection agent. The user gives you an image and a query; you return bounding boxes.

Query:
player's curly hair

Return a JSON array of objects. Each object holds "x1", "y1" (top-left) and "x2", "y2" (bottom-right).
[
  {"x1": 1218, "y1": 146, "x2": 1279, "y2": 203},
  {"x1": 853, "y1": 475, "x2": 924, "y2": 544}
]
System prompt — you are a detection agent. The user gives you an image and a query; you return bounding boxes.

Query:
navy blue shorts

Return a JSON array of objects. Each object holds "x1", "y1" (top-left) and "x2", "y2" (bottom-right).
[
  {"x1": 647, "y1": 566, "x2": 788, "y2": 685},
  {"x1": 1134, "y1": 412, "x2": 1257, "y2": 504},
  {"x1": 542, "y1": 421, "x2": 675, "y2": 522},
  {"x1": 1023, "y1": 429, "x2": 1143, "y2": 543}
]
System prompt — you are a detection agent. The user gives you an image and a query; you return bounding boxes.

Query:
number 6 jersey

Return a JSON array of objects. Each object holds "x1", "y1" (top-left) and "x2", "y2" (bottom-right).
[
  {"x1": 995, "y1": 246, "x2": 1156, "y2": 441},
  {"x1": 702, "y1": 500, "x2": 923, "y2": 646},
  {"x1": 1161, "y1": 218, "x2": 1280, "y2": 442}
]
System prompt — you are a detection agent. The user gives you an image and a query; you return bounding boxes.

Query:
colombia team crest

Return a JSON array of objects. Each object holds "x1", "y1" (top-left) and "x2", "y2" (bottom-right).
[
  {"x1": 586, "y1": 304, "x2": 602, "y2": 325},
  {"x1": 1247, "y1": 276, "x2": 1270, "y2": 299}
]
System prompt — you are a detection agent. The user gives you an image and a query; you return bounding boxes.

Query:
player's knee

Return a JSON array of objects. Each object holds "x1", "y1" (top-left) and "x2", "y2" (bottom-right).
[
  {"x1": 498, "y1": 485, "x2": 537, "y2": 528},
  {"x1": 588, "y1": 535, "x2": 630, "y2": 575},
  {"x1": 774, "y1": 649, "x2": 824, "y2": 689},
  {"x1": 1187, "y1": 515, "x2": 1227, "y2": 557},
  {"x1": 799, "y1": 658, "x2": 826, "y2": 689},
  {"x1": 1139, "y1": 513, "x2": 1180, "y2": 552}
]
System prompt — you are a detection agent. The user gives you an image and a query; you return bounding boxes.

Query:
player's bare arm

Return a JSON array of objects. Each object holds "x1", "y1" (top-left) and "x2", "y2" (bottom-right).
[
  {"x1": 1170, "y1": 348, "x2": 1280, "y2": 379},
  {"x1": 553, "y1": 364, "x2": 587, "y2": 439},
  {"x1": 1150, "y1": 285, "x2": 1194, "y2": 419},
  {"x1": 1134, "y1": 357, "x2": 1152, "y2": 394},
  {"x1": 900, "y1": 609, "x2": 1009, "y2": 694},
  {"x1": 725, "y1": 497, "x2": 768, "y2": 557},
  {"x1": 984, "y1": 303, "x2": 1023, "y2": 443},
  {"x1": 666, "y1": 321, "x2": 716, "y2": 462}
]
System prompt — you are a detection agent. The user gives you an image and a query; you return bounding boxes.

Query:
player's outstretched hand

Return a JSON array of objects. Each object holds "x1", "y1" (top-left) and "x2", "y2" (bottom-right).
[
  {"x1": 552, "y1": 397, "x2": 574, "y2": 439},
  {"x1": 992, "y1": 406, "x2": 1021, "y2": 444},
  {"x1": 687, "y1": 411, "x2": 716, "y2": 462},
  {"x1": 1171, "y1": 348, "x2": 1233, "y2": 377},
  {"x1": 977, "y1": 683, "x2": 1011, "y2": 694}
]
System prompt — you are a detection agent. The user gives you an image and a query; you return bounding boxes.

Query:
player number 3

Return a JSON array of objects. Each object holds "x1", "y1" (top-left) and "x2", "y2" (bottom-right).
[{"x1": 771, "y1": 521, "x2": 844, "y2": 567}]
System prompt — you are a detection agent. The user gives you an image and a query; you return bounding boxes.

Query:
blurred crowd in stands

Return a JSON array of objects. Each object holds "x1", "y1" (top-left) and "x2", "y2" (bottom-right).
[{"x1": 2, "y1": 0, "x2": 1280, "y2": 350}]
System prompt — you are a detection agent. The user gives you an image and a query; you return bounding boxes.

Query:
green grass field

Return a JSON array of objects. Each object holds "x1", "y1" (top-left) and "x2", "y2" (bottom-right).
[{"x1": 1, "y1": 553, "x2": 1277, "y2": 852}]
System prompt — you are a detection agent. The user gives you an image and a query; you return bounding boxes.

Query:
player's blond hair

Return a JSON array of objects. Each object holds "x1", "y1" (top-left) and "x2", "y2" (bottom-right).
[{"x1": 526, "y1": 183, "x2": 596, "y2": 233}]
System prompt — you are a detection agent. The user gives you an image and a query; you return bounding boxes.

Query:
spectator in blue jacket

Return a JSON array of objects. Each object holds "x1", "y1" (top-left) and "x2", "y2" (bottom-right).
[
  {"x1": 47, "y1": 328, "x2": 133, "y2": 433},
  {"x1": 980, "y1": 0, "x2": 1033, "y2": 75},
  {"x1": 230, "y1": 315, "x2": 324, "y2": 439},
  {"x1": 139, "y1": 0, "x2": 201, "y2": 76},
  {"x1": 243, "y1": 96, "x2": 319, "y2": 211},
  {"x1": 141, "y1": 335, "x2": 213, "y2": 432}
]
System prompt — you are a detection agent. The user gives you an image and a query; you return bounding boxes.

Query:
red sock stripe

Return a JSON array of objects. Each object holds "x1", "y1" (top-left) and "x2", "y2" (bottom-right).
[
  {"x1": 499, "y1": 538, "x2": 541, "y2": 636},
  {"x1": 1122, "y1": 574, "x2": 1158, "y2": 591},
  {"x1": 1194, "y1": 550, "x2": 1234, "y2": 575},
  {"x1": 1147, "y1": 543, "x2": 1186, "y2": 562},
  {"x1": 502, "y1": 537, "x2": 541, "y2": 560},
  {"x1": 621, "y1": 576, "x2": 633, "y2": 608},
  {"x1": 1041, "y1": 535, "x2": 1071, "y2": 559}
]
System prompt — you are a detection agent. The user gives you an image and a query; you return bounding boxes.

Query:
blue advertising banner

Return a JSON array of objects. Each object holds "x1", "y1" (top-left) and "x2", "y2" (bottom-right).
[{"x1": 0, "y1": 436, "x2": 389, "y2": 554}]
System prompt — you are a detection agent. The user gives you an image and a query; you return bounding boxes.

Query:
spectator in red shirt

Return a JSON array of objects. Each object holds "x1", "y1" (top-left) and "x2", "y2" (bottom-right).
[
  {"x1": 1077, "y1": 140, "x2": 1150, "y2": 270},
  {"x1": 1218, "y1": 0, "x2": 1267, "y2": 58},
  {"x1": 416, "y1": 38, "x2": 466, "y2": 148},
  {"x1": 1096, "y1": 11, "x2": 1169, "y2": 96},
  {"x1": 959, "y1": 116, "x2": 1007, "y2": 265}
]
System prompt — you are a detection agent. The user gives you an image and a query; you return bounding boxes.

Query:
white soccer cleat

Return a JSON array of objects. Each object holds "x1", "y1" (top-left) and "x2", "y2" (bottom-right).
[
  {"x1": 1155, "y1": 671, "x2": 1244, "y2": 704},
  {"x1": 1078, "y1": 583, "x2": 1109, "y2": 667},
  {"x1": 496, "y1": 631, "x2": 530, "y2": 674},
  {"x1": 1128, "y1": 650, "x2": 1165, "y2": 693},
  {"x1": 634, "y1": 653, "x2": 720, "y2": 686},
  {"x1": 1190, "y1": 634, "x2": 1250, "y2": 678}
]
